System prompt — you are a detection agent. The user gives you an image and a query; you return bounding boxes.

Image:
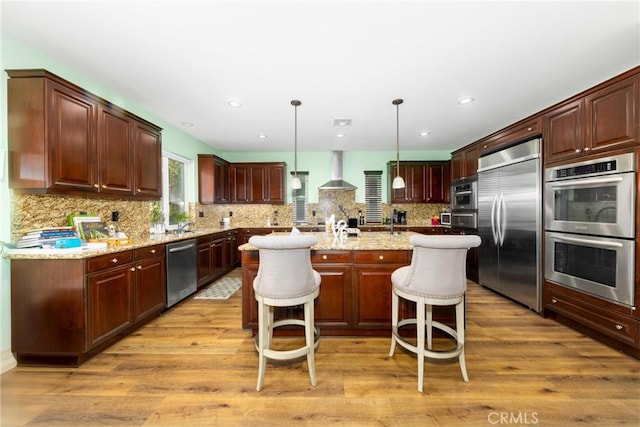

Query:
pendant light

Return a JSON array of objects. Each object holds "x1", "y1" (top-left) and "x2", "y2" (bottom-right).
[
  {"x1": 290, "y1": 99, "x2": 302, "y2": 190},
  {"x1": 392, "y1": 98, "x2": 406, "y2": 189}
]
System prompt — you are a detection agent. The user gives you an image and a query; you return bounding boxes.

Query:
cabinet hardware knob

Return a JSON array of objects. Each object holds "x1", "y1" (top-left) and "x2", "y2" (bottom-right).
[
  {"x1": 101, "y1": 184, "x2": 107, "y2": 188},
  {"x1": 94, "y1": 184, "x2": 99, "y2": 188},
  {"x1": 527, "y1": 127, "x2": 533, "y2": 131},
  {"x1": 150, "y1": 249, "x2": 156, "y2": 254},
  {"x1": 378, "y1": 255, "x2": 384, "y2": 260},
  {"x1": 111, "y1": 258, "x2": 118, "y2": 263},
  {"x1": 130, "y1": 267, "x2": 136, "y2": 272},
  {"x1": 575, "y1": 149, "x2": 582, "y2": 153},
  {"x1": 551, "y1": 298, "x2": 557, "y2": 303},
  {"x1": 322, "y1": 255, "x2": 327, "y2": 260},
  {"x1": 584, "y1": 147, "x2": 590, "y2": 151},
  {"x1": 137, "y1": 265, "x2": 142, "y2": 270},
  {"x1": 137, "y1": 189, "x2": 141, "y2": 192},
  {"x1": 615, "y1": 324, "x2": 623, "y2": 330}
]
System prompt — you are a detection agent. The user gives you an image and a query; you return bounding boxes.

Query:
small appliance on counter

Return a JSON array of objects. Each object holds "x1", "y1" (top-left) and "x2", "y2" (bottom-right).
[
  {"x1": 440, "y1": 210, "x2": 451, "y2": 226},
  {"x1": 348, "y1": 218, "x2": 359, "y2": 228},
  {"x1": 397, "y1": 211, "x2": 407, "y2": 225}
]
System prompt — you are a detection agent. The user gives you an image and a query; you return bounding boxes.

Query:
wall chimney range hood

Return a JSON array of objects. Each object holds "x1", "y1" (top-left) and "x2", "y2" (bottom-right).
[{"x1": 319, "y1": 151, "x2": 357, "y2": 190}]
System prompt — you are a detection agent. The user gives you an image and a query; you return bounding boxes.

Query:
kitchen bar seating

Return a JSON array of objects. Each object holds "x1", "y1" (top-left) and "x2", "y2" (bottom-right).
[
  {"x1": 249, "y1": 234, "x2": 322, "y2": 391},
  {"x1": 389, "y1": 234, "x2": 482, "y2": 392}
]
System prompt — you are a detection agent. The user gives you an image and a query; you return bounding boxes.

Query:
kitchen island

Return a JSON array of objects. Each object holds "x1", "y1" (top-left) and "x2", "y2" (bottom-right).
[{"x1": 239, "y1": 231, "x2": 455, "y2": 336}]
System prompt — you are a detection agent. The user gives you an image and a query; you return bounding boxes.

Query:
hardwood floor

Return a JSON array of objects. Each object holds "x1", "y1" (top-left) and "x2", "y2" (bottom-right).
[{"x1": 2, "y1": 269, "x2": 638, "y2": 426}]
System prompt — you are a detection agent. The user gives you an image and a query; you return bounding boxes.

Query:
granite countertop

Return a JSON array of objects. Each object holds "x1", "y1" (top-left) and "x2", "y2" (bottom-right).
[
  {"x1": 239, "y1": 231, "x2": 418, "y2": 251},
  {"x1": 3, "y1": 227, "x2": 238, "y2": 260}
]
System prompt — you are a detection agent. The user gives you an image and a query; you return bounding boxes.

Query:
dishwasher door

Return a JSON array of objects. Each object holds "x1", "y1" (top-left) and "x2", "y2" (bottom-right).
[{"x1": 166, "y1": 239, "x2": 197, "y2": 307}]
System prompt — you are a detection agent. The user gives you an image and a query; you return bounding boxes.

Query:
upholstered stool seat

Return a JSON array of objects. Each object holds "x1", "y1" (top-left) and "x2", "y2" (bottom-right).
[
  {"x1": 249, "y1": 234, "x2": 321, "y2": 391},
  {"x1": 389, "y1": 234, "x2": 481, "y2": 392}
]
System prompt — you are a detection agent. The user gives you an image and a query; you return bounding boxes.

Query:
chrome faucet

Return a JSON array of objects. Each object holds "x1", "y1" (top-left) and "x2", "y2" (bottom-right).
[{"x1": 176, "y1": 222, "x2": 194, "y2": 235}]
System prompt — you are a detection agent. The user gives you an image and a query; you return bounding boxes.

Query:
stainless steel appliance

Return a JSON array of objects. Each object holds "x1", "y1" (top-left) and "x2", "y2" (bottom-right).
[
  {"x1": 544, "y1": 153, "x2": 636, "y2": 307},
  {"x1": 439, "y1": 211, "x2": 452, "y2": 226},
  {"x1": 397, "y1": 211, "x2": 407, "y2": 225},
  {"x1": 544, "y1": 153, "x2": 635, "y2": 238},
  {"x1": 451, "y1": 212, "x2": 477, "y2": 229},
  {"x1": 478, "y1": 138, "x2": 542, "y2": 312},
  {"x1": 166, "y1": 239, "x2": 197, "y2": 307},
  {"x1": 452, "y1": 179, "x2": 477, "y2": 211}
]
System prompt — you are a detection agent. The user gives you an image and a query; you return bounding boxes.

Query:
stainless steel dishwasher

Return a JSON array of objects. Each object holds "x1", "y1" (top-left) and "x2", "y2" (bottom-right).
[{"x1": 166, "y1": 239, "x2": 197, "y2": 307}]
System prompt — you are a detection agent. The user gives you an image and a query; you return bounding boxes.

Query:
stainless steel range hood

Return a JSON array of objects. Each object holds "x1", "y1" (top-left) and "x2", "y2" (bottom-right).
[{"x1": 319, "y1": 151, "x2": 357, "y2": 190}]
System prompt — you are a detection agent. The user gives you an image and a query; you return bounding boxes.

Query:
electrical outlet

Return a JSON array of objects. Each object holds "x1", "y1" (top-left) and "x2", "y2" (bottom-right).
[
  {"x1": 111, "y1": 211, "x2": 119, "y2": 222},
  {"x1": 229, "y1": 211, "x2": 233, "y2": 217},
  {"x1": 198, "y1": 211, "x2": 204, "y2": 218}
]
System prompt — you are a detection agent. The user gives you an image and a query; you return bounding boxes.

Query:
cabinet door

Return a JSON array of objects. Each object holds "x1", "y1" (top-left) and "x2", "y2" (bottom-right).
[
  {"x1": 134, "y1": 256, "x2": 166, "y2": 321},
  {"x1": 198, "y1": 155, "x2": 215, "y2": 204},
  {"x1": 354, "y1": 264, "x2": 401, "y2": 328},
  {"x1": 214, "y1": 157, "x2": 231, "y2": 203},
  {"x1": 231, "y1": 164, "x2": 250, "y2": 203},
  {"x1": 390, "y1": 163, "x2": 421, "y2": 202},
  {"x1": 451, "y1": 151, "x2": 464, "y2": 181},
  {"x1": 585, "y1": 75, "x2": 640, "y2": 155},
  {"x1": 133, "y1": 121, "x2": 162, "y2": 198},
  {"x1": 211, "y1": 238, "x2": 226, "y2": 279},
  {"x1": 86, "y1": 265, "x2": 135, "y2": 349},
  {"x1": 313, "y1": 264, "x2": 352, "y2": 327},
  {"x1": 197, "y1": 241, "x2": 213, "y2": 287},
  {"x1": 463, "y1": 144, "x2": 479, "y2": 177},
  {"x1": 426, "y1": 162, "x2": 449, "y2": 203},
  {"x1": 98, "y1": 106, "x2": 134, "y2": 196},
  {"x1": 266, "y1": 163, "x2": 286, "y2": 203},
  {"x1": 47, "y1": 81, "x2": 98, "y2": 191},
  {"x1": 543, "y1": 99, "x2": 584, "y2": 164},
  {"x1": 250, "y1": 165, "x2": 267, "y2": 203}
]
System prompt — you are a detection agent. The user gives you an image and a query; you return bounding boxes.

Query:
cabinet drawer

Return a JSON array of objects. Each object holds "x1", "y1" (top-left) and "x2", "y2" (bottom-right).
[
  {"x1": 354, "y1": 251, "x2": 410, "y2": 264},
  {"x1": 134, "y1": 244, "x2": 164, "y2": 260},
  {"x1": 86, "y1": 251, "x2": 134, "y2": 273},
  {"x1": 545, "y1": 285, "x2": 639, "y2": 347},
  {"x1": 311, "y1": 251, "x2": 352, "y2": 264}
]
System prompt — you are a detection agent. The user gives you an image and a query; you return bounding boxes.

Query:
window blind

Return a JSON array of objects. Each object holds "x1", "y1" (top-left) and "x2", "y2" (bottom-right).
[
  {"x1": 291, "y1": 172, "x2": 309, "y2": 225},
  {"x1": 364, "y1": 171, "x2": 382, "y2": 223}
]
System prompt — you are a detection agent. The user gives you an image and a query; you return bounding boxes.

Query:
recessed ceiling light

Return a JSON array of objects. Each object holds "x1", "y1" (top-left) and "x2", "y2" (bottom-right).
[
  {"x1": 181, "y1": 121, "x2": 194, "y2": 127},
  {"x1": 419, "y1": 131, "x2": 430, "y2": 137},
  {"x1": 336, "y1": 133, "x2": 345, "y2": 138},
  {"x1": 228, "y1": 100, "x2": 242, "y2": 108},
  {"x1": 458, "y1": 97, "x2": 474, "y2": 105},
  {"x1": 257, "y1": 134, "x2": 268, "y2": 139}
]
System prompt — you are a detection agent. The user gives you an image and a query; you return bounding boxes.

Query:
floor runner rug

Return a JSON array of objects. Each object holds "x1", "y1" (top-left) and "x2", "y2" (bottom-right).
[{"x1": 194, "y1": 277, "x2": 241, "y2": 300}]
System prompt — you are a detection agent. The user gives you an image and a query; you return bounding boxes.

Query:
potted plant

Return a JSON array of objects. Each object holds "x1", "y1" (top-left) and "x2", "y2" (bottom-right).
[{"x1": 150, "y1": 202, "x2": 165, "y2": 233}]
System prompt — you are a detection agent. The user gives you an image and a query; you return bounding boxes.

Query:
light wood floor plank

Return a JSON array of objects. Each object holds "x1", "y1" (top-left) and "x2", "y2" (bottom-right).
[{"x1": 1, "y1": 269, "x2": 638, "y2": 426}]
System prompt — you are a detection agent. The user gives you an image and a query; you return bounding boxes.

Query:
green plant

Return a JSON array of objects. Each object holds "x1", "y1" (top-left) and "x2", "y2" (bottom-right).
[
  {"x1": 149, "y1": 202, "x2": 165, "y2": 225},
  {"x1": 170, "y1": 210, "x2": 191, "y2": 224}
]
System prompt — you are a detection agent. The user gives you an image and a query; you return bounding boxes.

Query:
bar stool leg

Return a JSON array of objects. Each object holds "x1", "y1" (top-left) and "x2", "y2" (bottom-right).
[
  {"x1": 389, "y1": 290, "x2": 399, "y2": 356},
  {"x1": 305, "y1": 300, "x2": 317, "y2": 387},
  {"x1": 416, "y1": 300, "x2": 426, "y2": 393},
  {"x1": 256, "y1": 301, "x2": 268, "y2": 391},
  {"x1": 457, "y1": 298, "x2": 469, "y2": 382}
]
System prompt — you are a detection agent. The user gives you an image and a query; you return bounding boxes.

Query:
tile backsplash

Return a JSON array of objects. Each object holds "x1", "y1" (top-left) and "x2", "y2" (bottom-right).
[{"x1": 10, "y1": 191, "x2": 447, "y2": 242}]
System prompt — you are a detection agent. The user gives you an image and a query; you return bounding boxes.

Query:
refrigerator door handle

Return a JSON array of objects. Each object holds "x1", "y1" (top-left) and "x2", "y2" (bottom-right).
[
  {"x1": 498, "y1": 193, "x2": 506, "y2": 246},
  {"x1": 491, "y1": 194, "x2": 499, "y2": 245}
]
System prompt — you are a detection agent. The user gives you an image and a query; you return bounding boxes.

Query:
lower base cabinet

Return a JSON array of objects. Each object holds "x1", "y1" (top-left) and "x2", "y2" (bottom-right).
[
  {"x1": 543, "y1": 281, "x2": 639, "y2": 358},
  {"x1": 241, "y1": 248, "x2": 457, "y2": 336},
  {"x1": 11, "y1": 245, "x2": 166, "y2": 366},
  {"x1": 197, "y1": 230, "x2": 239, "y2": 288}
]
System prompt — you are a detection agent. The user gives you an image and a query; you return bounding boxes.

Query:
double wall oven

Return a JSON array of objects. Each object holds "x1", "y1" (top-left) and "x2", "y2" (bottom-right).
[{"x1": 544, "y1": 153, "x2": 636, "y2": 307}]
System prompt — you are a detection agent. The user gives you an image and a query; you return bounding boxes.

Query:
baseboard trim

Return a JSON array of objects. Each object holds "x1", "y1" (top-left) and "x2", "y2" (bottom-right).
[{"x1": 1, "y1": 349, "x2": 17, "y2": 373}]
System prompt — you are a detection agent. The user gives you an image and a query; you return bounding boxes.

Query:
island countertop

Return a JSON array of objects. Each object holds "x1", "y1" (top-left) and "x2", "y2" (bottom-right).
[{"x1": 238, "y1": 231, "x2": 418, "y2": 252}]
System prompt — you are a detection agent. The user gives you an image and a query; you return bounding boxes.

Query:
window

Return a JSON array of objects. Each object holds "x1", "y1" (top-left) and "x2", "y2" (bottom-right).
[
  {"x1": 364, "y1": 171, "x2": 382, "y2": 223},
  {"x1": 162, "y1": 152, "x2": 193, "y2": 228},
  {"x1": 291, "y1": 172, "x2": 309, "y2": 225}
]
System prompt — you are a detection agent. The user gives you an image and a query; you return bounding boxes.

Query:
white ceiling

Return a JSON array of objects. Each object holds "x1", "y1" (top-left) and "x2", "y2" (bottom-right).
[{"x1": 2, "y1": 1, "x2": 639, "y2": 153}]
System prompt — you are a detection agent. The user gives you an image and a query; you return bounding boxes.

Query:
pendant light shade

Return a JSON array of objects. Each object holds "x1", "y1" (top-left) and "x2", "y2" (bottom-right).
[
  {"x1": 291, "y1": 99, "x2": 302, "y2": 190},
  {"x1": 392, "y1": 98, "x2": 406, "y2": 189}
]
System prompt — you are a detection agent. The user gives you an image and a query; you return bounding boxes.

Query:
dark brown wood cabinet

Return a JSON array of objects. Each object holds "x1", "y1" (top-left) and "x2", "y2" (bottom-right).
[
  {"x1": 7, "y1": 69, "x2": 162, "y2": 200},
  {"x1": 544, "y1": 74, "x2": 639, "y2": 165},
  {"x1": 197, "y1": 230, "x2": 239, "y2": 288},
  {"x1": 230, "y1": 164, "x2": 250, "y2": 203},
  {"x1": 248, "y1": 162, "x2": 286, "y2": 204},
  {"x1": 388, "y1": 161, "x2": 450, "y2": 203},
  {"x1": 11, "y1": 244, "x2": 166, "y2": 366},
  {"x1": 451, "y1": 143, "x2": 479, "y2": 181},
  {"x1": 478, "y1": 117, "x2": 542, "y2": 157},
  {"x1": 198, "y1": 155, "x2": 230, "y2": 204}
]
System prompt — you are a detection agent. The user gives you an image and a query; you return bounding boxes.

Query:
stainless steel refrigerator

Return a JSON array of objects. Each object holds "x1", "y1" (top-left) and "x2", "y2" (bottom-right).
[{"x1": 477, "y1": 138, "x2": 542, "y2": 312}]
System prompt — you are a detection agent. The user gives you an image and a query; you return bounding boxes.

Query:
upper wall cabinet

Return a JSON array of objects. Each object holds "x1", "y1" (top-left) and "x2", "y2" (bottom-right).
[
  {"x1": 544, "y1": 74, "x2": 640, "y2": 165},
  {"x1": 198, "y1": 154, "x2": 230, "y2": 204},
  {"x1": 478, "y1": 117, "x2": 542, "y2": 157},
  {"x1": 451, "y1": 143, "x2": 479, "y2": 181},
  {"x1": 387, "y1": 161, "x2": 450, "y2": 204},
  {"x1": 7, "y1": 69, "x2": 162, "y2": 200}
]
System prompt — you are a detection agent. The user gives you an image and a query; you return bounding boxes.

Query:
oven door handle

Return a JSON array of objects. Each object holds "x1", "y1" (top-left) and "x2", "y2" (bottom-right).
[
  {"x1": 550, "y1": 234, "x2": 624, "y2": 249},
  {"x1": 455, "y1": 190, "x2": 472, "y2": 195},
  {"x1": 548, "y1": 176, "x2": 623, "y2": 188}
]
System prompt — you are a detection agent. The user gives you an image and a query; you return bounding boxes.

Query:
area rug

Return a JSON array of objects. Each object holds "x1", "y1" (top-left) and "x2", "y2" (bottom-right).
[{"x1": 194, "y1": 277, "x2": 241, "y2": 300}]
